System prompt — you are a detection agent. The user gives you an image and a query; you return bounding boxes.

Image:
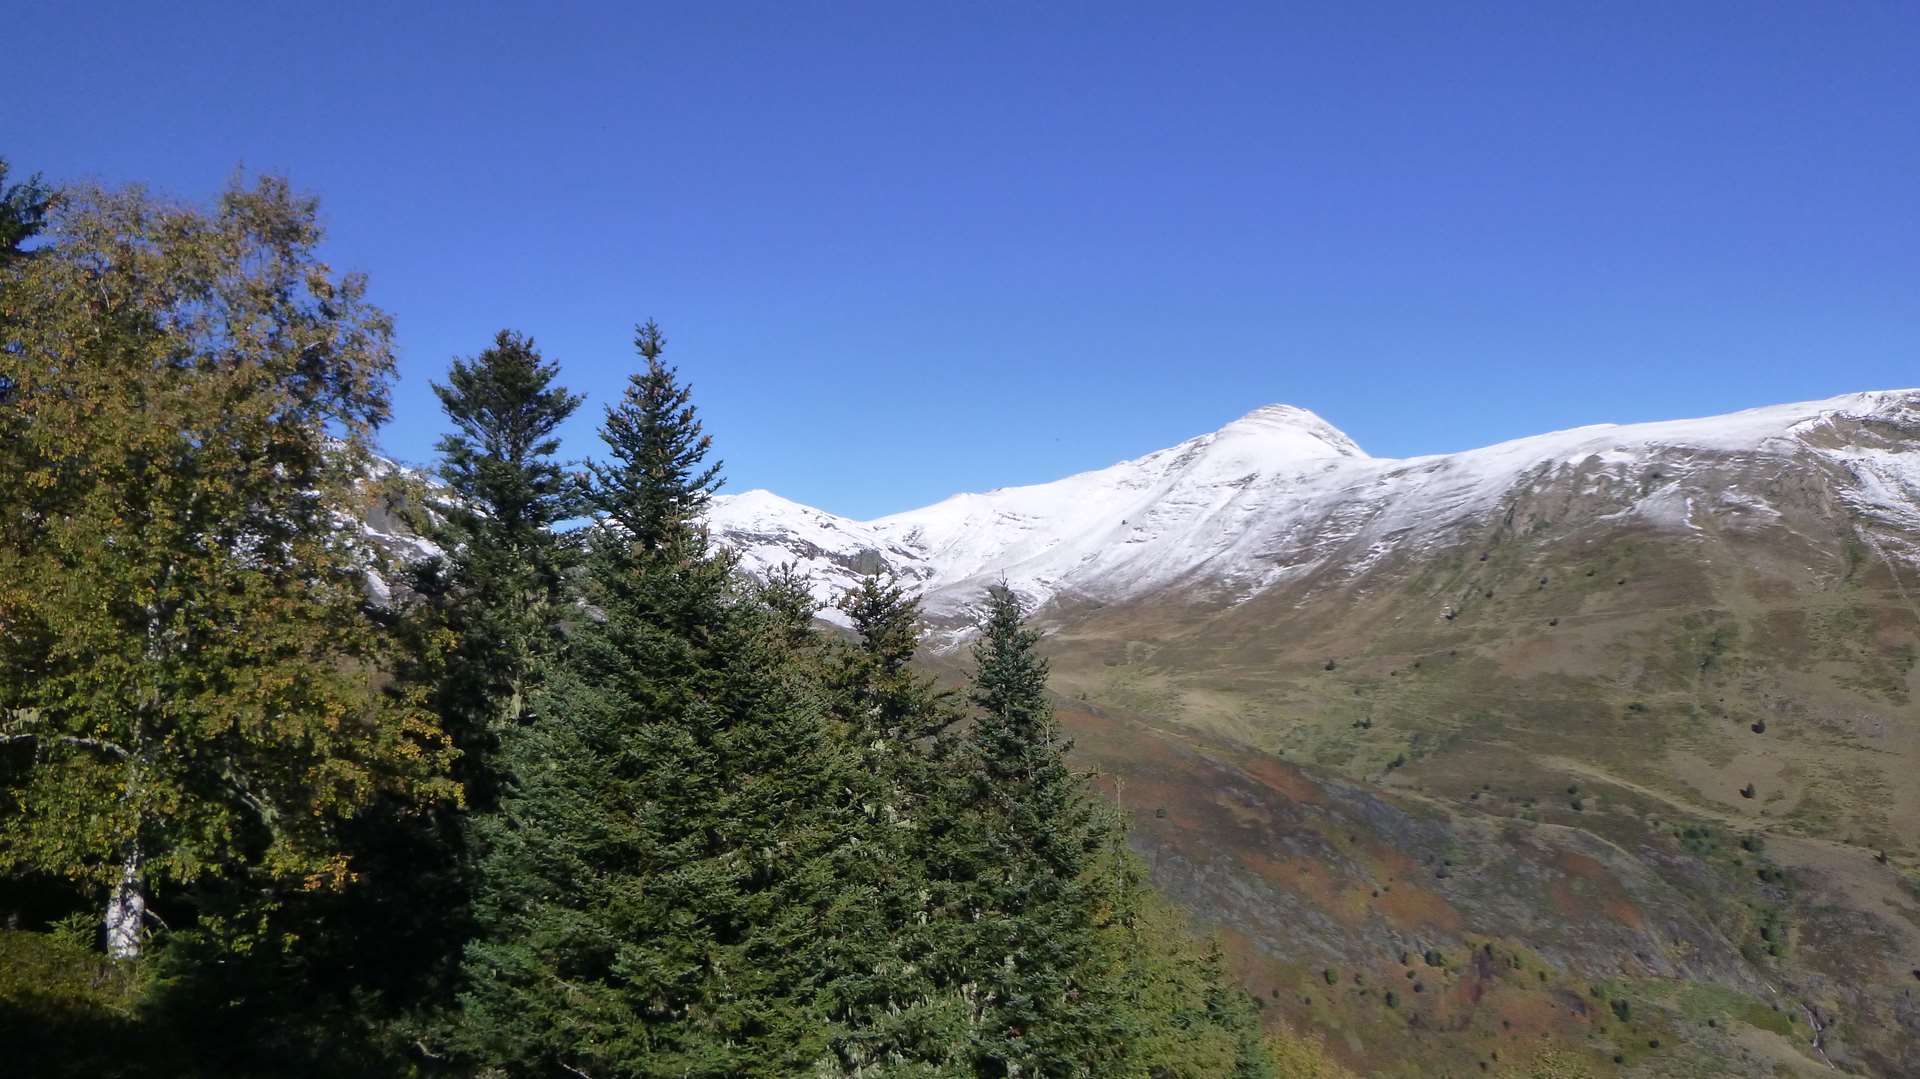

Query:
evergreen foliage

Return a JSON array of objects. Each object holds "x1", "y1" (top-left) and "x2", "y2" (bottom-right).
[
  {"x1": 818, "y1": 575, "x2": 973, "y2": 1074},
  {"x1": 583, "y1": 319, "x2": 723, "y2": 554},
  {"x1": 457, "y1": 327, "x2": 854, "y2": 1076},
  {"x1": 0, "y1": 157, "x2": 52, "y2": 261},
  {"x1": 420, "y1": 328, "x2": 583, "y2": 806},
  {"x1": 938, "y1": 585, "x2": 1131, "y2": 1074}
]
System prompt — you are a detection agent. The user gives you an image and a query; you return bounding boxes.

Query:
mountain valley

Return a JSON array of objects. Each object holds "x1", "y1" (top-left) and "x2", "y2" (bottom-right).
[{"x1": 708, "y1": 390, "x2": 1920, "y2": 1076}]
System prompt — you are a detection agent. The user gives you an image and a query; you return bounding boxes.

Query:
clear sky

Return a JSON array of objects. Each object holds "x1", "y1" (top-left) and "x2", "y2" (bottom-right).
[{"x1": 6, "y1": 2, "x2": 1915, "y2": 518}]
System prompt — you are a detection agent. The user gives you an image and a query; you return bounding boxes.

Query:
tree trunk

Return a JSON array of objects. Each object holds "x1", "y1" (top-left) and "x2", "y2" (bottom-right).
[{"x1": 104, "y1": 844, "x2": 144, "y2": 960}]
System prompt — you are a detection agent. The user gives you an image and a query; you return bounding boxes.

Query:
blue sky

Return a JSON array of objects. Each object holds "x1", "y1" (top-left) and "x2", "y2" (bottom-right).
[{"x1": 6, "y1": 2, "x2": 1916, "y2": 518}]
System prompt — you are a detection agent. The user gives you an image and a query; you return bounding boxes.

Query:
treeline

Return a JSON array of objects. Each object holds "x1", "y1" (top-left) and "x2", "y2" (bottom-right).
[{"x1": 0, "y1": 167, "x2": 1340, "y2": 1077}]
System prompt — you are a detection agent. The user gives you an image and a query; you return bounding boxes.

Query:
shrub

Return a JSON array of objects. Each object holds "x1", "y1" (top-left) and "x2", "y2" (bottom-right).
[{"x1": 48, "y1": 911, "x2": 97, "y2": 954}]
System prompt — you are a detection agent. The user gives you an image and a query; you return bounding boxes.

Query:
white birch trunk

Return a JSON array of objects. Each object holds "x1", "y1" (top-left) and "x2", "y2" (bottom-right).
[{"x1": 104, "y1": 845, "x2": 145, "y2": 961}]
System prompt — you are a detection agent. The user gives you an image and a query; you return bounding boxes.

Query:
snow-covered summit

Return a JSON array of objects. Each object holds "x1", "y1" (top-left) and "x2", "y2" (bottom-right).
[
  {"x1": 706, "y1": 390, "x2": 1920, "y2": 638},
  {"x1": 1210, "y1": 403, "x2": 1369, "y2": 461}
]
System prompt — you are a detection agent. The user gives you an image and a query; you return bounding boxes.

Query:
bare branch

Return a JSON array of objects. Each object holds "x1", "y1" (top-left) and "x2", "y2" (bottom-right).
[{"x1": 0, "y1": 732, "x2": 131, "y2": 759}]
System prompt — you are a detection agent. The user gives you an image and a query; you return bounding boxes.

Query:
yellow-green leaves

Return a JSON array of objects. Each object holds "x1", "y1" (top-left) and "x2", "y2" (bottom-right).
[{"x1": 0, "y1": 175, "x2": 454, "y2": 927}]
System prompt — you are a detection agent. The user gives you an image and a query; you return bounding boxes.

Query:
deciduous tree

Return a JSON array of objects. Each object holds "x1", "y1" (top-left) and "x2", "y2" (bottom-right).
[{"x1": 0, "y1": 177, "x2": 455, "y2": 961}]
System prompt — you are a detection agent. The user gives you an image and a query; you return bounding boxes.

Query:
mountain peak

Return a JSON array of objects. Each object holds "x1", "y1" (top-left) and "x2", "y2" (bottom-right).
[{"x1": 1210, "y1": 403, "x2": 1368, "y2": 461}]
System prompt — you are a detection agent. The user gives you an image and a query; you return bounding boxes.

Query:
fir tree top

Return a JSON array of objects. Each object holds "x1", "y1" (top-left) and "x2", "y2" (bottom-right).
[
  {"x1": 838, "y1": 572, "x2": 922, "y2": 675},
  {"x1": 432, "y1": 329, "x2": 583, "y2": 537},
  {"x1": 584, "y1": 319, "x2": 723, "y2": 553},
  {"x1": 968, "y1": 583, "x2": 1066, "y2": 785},
  {"x1": 0, "y1": 157, "x2": 53, "y2": 260}
]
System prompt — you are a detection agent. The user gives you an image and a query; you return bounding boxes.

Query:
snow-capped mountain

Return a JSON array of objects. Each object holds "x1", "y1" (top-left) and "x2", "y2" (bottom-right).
[{"x1": 707, "y1": 390, "x2": 1920, "y2": 636}]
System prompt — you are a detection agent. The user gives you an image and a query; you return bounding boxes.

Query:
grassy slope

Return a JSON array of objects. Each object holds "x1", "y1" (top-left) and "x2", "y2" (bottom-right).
[{"x1": 1024, "y1": 506, "x2": 1920, "y2": 1076}]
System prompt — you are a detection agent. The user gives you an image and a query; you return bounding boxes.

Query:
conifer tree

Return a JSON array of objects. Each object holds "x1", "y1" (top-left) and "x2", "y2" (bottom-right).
[
  {"x1": 0, "y1": 177, "x2": 455, "y2": 961},
  {"x1": 459, "y1": 323, "x2": 860, "y2": 1076},
  {"x1": 947, "y1": 585, "x2": 1133, "y2": 1075},
  {"x1": 837, "y1": 573, "x2": 960, "y2": 745},
  {"x1": 818, "y1": 575, "x2": 975, "y2": 1074},
  {"x1": 584, "y1": 318, "x2": 722, "y2": 554},
  {"x1": 422, "y1": 328, "x2": 583, "y2": 806},
  {"x1": 0, "y1": 157, "x2": 51, "y2": 262}
]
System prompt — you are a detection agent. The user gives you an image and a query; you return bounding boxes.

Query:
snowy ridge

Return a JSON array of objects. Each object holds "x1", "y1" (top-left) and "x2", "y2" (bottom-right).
[{"x1": 707, "y1": 390, "x2": 1920, "y2": 637}]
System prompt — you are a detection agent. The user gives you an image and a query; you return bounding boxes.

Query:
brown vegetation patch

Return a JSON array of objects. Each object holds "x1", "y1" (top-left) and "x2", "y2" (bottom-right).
[
  {"x1": 1373, "y1": 879, "x2": 1465, "y2": 932},
  {"x1": 1239, "y1": 852, "x2": 1361, "y2": 923},
  {"x1": 1233, "y1": 753, "x2": 1329, "y2": 806},
  {"x1": 1547, "y1": 850, "x2": 1645, "y2": 932}
]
